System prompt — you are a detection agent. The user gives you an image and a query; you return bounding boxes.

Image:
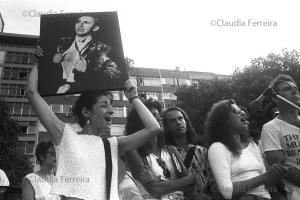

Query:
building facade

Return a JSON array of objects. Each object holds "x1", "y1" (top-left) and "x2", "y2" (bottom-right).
[{"x1": 0, "y1": 32, "x2": 229, "y2": 165}]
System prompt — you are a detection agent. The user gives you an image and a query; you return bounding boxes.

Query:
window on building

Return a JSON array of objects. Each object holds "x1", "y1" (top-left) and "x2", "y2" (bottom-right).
[
  {"x1": 25, "y1": 141, "x2": 35, "y2": 154},
  {"x1": 5, "y1": 52, "x2": 14, "y2": 63},
  {"x1": 51, "y1": 104, "x2": 61, "y2": 113},
  {"x1": 11, "y1": 71, "x2": 19, "y2": 79},
  {"x1": 178, "y1": 78, "x2": 188, "y2": 85},
  {"x1": 27, "y1": 122, "x2": 37, "y2": 134},
  {"x1": 62, "y1": 105, "x2": 72, "y2": 113},
  {"x1": 164, "y1": 78, "x2": 177, "y2": 85},
  {"x1": 28, "y1": 54, "x2": 35, "y2": 64},
  {"x1": 163, "y1": 93, "x2": 177, "y2": 100},
  {"x1": 111, "y1": 91, "x2": 120, "y2": 100},
  {"x1": 110, "y1": 124, "x2": 125, "y2": 136},
  {"x1": 19, "y1": 71, "x2": 28, "y2": 80},
  {"x1": 113, "y1": 107, "x2": 125, "y2": 118},
  {"x1": 19, "y1": 125, "x2": 28, "y2": 134},
  {"x1": 0, "y1": 87, "x2": 9, "y2": 96},
  {"x1": 121, "y1": 91, "x2": 128, "y2": 101},
  {"x1": 0, "y1": 51, "x2": 6, "y2": 63},
  {"x1": 22, "y1": 106, "x2": 31, "y2": 116},
  {"x1": 14, "y1": 52, "x2": 22, "y2": 64},
  {"x1": 14, "y1": 106, "x2": 22, "y2": 115},
  {"x1": 21, "y1": 53, "x2": 30, "y2": 64},
  {"x1": 143, "y1": 78, "x2": 161, "y2": 86},
  {"x1": 2, "y1": 70, "x2": 11, "y2": 79},
  {"x1": 8, "y1": 106, "x2": 14, "y2": 114}
]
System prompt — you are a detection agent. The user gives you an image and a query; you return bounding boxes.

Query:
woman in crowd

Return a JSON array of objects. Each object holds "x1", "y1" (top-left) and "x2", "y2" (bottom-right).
[
  {"x1": 205, "y1": 99, "x2": 285, "y2": 200},
  {"x1": 22, "y1": 141, "x2": 60, "y2": 200},
  {"x1": 162, "y1": 107, "x2": 213, "y2": 200},
  {"x1": 124, "y1": 99, "x2": 196, "y2": 200},
  {"x1": 27, "y1": 49, "x2": 160, "y2": 200}
]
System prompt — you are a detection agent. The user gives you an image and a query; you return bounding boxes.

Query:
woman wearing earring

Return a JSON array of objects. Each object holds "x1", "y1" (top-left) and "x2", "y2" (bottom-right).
[{"x1": 27, "y1": 48, "x2": 161, "y2": 200}]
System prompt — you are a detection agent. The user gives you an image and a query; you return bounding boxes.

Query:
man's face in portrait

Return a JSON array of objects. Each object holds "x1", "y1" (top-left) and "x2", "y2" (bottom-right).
[{"x1": 75, "y1": 16, "x2": 99, "y2": 36}]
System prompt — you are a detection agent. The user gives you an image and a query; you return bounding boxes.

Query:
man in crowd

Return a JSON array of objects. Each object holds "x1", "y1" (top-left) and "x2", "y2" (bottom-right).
[
  {"x1": 260, "y1": 74, "x2": 300, "y2": 200},
  {"x1": 52, "y1": 15, "x2": 121, "y2": 94}
]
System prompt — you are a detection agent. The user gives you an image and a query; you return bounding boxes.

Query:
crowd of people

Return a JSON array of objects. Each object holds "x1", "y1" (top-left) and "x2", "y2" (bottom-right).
[{"x1": 1, "y1": 48, "x2": 300, "y2": 200}]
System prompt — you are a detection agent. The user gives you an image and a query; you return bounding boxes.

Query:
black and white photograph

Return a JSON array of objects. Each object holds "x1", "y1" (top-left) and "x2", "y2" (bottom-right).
[
  {"x1": 39, "y1": 12, "x2": 128, "y2": 96},
  {"x1": 1, "y1": 1, "x2": 300, "y2": 200}
]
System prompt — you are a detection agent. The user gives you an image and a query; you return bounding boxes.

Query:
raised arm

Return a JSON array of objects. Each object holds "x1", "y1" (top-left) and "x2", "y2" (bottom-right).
[
  {"x1": 117, "y1": 80, "x2": 161, "y2": 154},
  {"x1": 26, "y1": 49, "x2": 64, "y2": 145}
]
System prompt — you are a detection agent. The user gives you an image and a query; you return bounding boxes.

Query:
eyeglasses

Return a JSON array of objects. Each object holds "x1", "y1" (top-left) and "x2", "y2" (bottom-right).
[
  {"x1": 231, "y1": 104, "x2": 242, "y2": 115},
  {"x1": 156, "y1": 157, "x2": 171, "y2": 178}
]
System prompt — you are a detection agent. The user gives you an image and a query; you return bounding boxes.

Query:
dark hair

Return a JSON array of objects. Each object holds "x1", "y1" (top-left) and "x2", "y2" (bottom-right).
[
  {"x1": 35, "y1": 141, "x2": 54, "y2": 165},
  {"x1": 205, "y1": 99, "x2": 248, "y2": 157},
  {"x1": 162, "y1": 107, "x2": 197, "y2": 145},
  {"x1": 125, "y1": 98, "x2": 162, "y2": 157},
  {"x1": 144, "y1": 98, "x2": 162, "y2": 113},
  {"x1": 269, "y1": 74, "x2": 296, "y2": 93},
  {"x1": 73, "y1": 91, "x2": 113, "y2": 127}
]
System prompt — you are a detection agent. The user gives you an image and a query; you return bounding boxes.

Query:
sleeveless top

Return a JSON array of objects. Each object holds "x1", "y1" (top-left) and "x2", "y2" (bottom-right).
[
  {"x1": 50, "y1": 124, "x2": 119, "y2": 200},
  {"x1": 24, "y1": 173, "x2": 60, "y2": 200}
]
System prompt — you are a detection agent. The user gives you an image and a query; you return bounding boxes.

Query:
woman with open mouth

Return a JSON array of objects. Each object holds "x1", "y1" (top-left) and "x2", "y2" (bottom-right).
[
  {"x1": 26, "y1": 47, "x2": 161, "y2": 200},
  {"x1": 205, "y1": 99, "x2": 286, "y2": 200}
]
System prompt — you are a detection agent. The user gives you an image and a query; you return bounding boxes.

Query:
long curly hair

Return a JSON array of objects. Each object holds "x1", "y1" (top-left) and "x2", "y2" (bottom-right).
[
  {"x1": 204, "y1": 99, "x2": 248, "y2": 157},
  {"x1": 162, "y1": 107, "x2": 197, "y2": 145}
]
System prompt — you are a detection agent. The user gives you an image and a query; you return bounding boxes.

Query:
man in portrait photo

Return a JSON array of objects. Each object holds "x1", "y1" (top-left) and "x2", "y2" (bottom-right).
[{"x1": 39, "y1": 12, "x2": 127, "y2": 96}]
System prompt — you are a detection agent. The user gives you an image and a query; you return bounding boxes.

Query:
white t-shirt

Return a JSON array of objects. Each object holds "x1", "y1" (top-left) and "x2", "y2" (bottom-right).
[
  {"x1": 208, "y1": 141, "x2": 270, "y2": 199},
  {"x1": 260, "y1": 117, "x2": 300, "y2": 200},
  {"x1": 24, "y1": 173, "x2": 60, "y2": 200},
  {"x1": 50, "y1": 124, "x2": 119, "y2": 200},
  {"x1": 0, "y1": 169, "x2": 9, "y2": 186}
]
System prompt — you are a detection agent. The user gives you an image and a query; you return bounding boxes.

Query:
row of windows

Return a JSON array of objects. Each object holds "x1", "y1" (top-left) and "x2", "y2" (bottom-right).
[
  {"x1": 19, "y1": 121, "x2": 38, "y2": 135},
  {"x1": 110, "y1": 91, "x2": 128, "y2": 101},
  {"x1": 139, "y1": 92, "x2": 177, "y2": 101},
  {"x1": 131, "y1": 76, "x2": 192, "y2": 87},
  {"x1": 0, "y1": 51, "x2": 35, "y2": 65},
  {"x1": 18, "y1": 141, "x2": 35, "y2": 155},
  {"x1": 110, "y1": 91, "x2": 176, "y2": 101},
  {"x1": 0, "y1": 85, "x2": 27, "y2": 98},
  {"x1": 1, "y1": 67, "x2": 31, "y2": 80},
  {"x1": 7, "y1": 102, "x2": 127, "y2": 119}
]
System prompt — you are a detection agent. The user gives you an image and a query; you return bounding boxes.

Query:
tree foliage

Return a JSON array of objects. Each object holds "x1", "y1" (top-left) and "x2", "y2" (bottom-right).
[
  {"x1": 0, "y1": 99, "x2": 32, "y2": 186},
  {"x1": 175, "y1": 49, "x2": 300, "y2": 146}
]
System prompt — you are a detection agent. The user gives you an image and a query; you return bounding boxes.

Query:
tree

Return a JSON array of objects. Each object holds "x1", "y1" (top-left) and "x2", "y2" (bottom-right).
[
  {"x1": 176, "y1": 78, "x2": 233, "y2": 146},
  {"x1": 0, "y1": 99, "x2": 32, "y2": 186},
  {"x1": 175, "y1": 49, "x2": 300, "y2": 146}
]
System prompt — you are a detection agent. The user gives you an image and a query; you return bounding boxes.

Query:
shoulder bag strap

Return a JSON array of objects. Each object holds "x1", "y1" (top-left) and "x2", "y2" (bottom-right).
[{"x1": 103, "y1": 138, "x2": 112, "y2": 200}]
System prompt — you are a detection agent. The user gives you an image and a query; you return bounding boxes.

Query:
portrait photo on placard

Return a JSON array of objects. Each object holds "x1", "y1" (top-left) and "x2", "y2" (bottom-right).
[{"x1": 38, "y1": 11, "x2": 128, "y2": 96}]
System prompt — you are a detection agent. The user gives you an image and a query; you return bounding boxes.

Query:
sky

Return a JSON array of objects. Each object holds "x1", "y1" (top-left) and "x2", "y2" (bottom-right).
[{"x1": 1, "y1": 0, "x2": 300, "y2": 75}]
